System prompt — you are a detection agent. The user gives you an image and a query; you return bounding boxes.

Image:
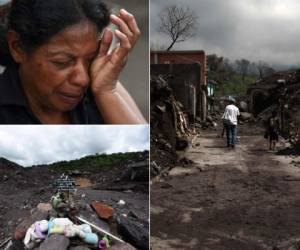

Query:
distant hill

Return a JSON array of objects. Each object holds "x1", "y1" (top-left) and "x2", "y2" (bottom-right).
[
  {"x1": 0, "y1": 151, "x2": 149, "y2": 172},
  {"x1": 271, "y1": 63, "x2": 300, "y2": 72},
  {"x1": 0, "y1": 150, "x2": 149, "y2": 193},
  {"x1": 34, "y1": 151, "x2": 149, "y2": 172},
  {"x1": 0, "y1": 157, "x2": 24, "y2": 174}
]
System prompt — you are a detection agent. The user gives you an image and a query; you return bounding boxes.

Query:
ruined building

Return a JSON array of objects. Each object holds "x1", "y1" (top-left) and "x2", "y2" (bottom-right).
[
  {"x1": 247, "y1": 69, "x2": 300, "y2": 151},
  {"x1": 151, "y1": 50, "x2": 207, "y2": 121}
]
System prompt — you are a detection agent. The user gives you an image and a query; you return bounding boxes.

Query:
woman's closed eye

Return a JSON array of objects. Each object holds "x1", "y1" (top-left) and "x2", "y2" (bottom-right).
[
  {"x1": 50, "y1": 54, "x2": 96, "y2": 71},
  {"x1": 51, "y1": 60, "x2": 74, "y2": 69}
]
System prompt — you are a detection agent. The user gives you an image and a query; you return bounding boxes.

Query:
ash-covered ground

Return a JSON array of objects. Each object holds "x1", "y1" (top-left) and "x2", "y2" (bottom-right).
[{"x1": 0, "y1": 151, "x2": 149, "y2": 250}]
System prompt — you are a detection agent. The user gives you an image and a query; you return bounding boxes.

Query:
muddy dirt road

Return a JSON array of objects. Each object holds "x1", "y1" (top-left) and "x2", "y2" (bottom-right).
[{"x1": 151, "y1": 125, "x2": 300, "y2": 250}]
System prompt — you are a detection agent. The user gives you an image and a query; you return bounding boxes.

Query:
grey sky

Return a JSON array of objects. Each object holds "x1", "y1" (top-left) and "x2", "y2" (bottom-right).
[
  {"x1": 151, "y1": 0, "x2": 300, "y2": 66},
  {"x1": 0, "y1": 126, "x2": 149, "y2": 167}
]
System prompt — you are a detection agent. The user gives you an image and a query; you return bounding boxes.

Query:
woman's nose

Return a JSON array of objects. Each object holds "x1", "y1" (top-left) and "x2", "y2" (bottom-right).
[{"x1": 70, "y1": 62, "x2": 90, "y2": 88}]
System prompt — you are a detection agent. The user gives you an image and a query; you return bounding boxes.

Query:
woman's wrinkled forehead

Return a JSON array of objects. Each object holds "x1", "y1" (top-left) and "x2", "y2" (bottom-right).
[{"x1": 39, "y1": 21, "x2": 100, "y2": 59}]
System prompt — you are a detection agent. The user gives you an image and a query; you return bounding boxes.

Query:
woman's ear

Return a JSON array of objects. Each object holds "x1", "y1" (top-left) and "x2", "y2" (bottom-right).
[{"x1": 6, "y1": 30, "x2": 26, "y2": 63}]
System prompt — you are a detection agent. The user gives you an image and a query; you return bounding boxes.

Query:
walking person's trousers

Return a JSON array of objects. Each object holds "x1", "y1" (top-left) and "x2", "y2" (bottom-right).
[{"x1": 225, "y1": 124, "x2": 237, "y2": 147}]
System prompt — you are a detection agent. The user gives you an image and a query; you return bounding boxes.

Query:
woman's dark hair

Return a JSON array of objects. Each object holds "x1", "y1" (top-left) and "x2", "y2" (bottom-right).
[{"x1": 0, "y1": 0, "x2": 110, "y2": 66}]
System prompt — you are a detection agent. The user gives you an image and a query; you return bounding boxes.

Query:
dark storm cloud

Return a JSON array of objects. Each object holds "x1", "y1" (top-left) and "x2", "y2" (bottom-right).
[
  {"x1": 151, "y1": 0, "x2": 300, "y2": 65},
  {"x1": 0, "y1": 126, "x2": 149, "y2": 166}
]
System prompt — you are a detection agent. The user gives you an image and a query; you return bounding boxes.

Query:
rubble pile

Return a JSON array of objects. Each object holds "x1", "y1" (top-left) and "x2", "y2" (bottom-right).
[
  {"x1": 247, "y1": 69, "x2": 300, "y2": 152},
  {"x1": 0, "y1": 153, "x2": 149, "y2": 250},
  {"x1": 201, "y1": 111, "x2": 220, "y2": 129},
  {"x1": 204, "y1": 98, "x2": 253, "y2": 130},
  {"x1": 5, "y1": 194, "x2": 146, "y2": 250},
  {"x1": 3, "y1": 182, "x2": 148, "y2": 250},
  {"x1": 248, "y1": 69, "x2": 300, "y2": 118},
  {"x1": 282, "y1": 92, "x2": 300, "y2": 153},
  {"x1": 0, "y1": 158, "x2": 56, "y2": 243},
  {"x1": 203, "y1": 95, "x2": 228, "y2": 129},
  {"x1": 150, "y1": 75, "x2": 193, "y2": 177},
  {"x1": 89, "y1": 151, "x2": 149, "y2": 193}
]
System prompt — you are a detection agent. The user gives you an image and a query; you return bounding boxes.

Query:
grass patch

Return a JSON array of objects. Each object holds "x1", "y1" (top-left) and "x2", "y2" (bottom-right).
[{"x1": 208, "y1": 71, "x2": 257, "y2": 97}]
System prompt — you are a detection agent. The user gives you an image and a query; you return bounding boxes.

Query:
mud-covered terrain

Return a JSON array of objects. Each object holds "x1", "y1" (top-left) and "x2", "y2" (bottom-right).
[
  {"x1": 151, "y1": 124, "x2": 300, "y2": 250},
  {"x1": 0, "y1": 152, "x2": 149, "y2": 249}
]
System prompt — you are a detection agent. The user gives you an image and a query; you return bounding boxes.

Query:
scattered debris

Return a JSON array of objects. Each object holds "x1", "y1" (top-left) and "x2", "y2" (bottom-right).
[
  {"x1": 76, "y1": 216, "x2": 124, "y2": 244},
  {"x1": 0, "y1": 237, "x2": 11, "y2": 249},
  {"x1": 117, "y1": 200, "x2": 126, "y2": 206},
  {"x1": 150, "y1": 75, "x2": 194, "y2": 178},
  {"x1": 0, "y1": 152, "x2": 149, "y2": 250},
  {"x1": 116, "y1": 215, "x2": 148, "y2": 250},
  {"x1": 91, "y1": 202, "x2": 115, "y2": 220}
]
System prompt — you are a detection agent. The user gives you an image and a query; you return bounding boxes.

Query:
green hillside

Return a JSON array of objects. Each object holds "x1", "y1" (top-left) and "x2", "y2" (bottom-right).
[
  {"x1": 40, "y1": 151, "x2": 148, "y2": 172},
  {"x1": 208, "y1": 71, "x2": 257, "y2": 97}
]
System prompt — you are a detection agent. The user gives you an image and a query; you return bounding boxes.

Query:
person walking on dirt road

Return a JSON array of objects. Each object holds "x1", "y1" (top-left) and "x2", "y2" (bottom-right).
[
  {"x1": 266, "y1": 111, "x2": 280, "y2": 151},
  {"x1": 222, "y1": 97, "x2": 240, "y2": 148}
]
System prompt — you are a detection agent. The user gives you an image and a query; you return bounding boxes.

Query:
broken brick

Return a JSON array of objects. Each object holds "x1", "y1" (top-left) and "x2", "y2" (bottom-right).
[{"x1": 91, "y1": 202, "x2": 114, "y2": 220}]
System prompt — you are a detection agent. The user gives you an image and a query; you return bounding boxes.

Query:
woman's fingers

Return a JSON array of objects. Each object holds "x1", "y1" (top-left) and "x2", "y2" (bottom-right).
[
  {"x1": 111, "y1": 29, "x2": 131, "y2": 65},
  {"x1": 92, "y1": 9, "x2": 140, "y2": 82},
  {"x1": 119, "y1": 9, "x2": 141, "y2": 43},
  {"x1": 99, "y1": 28, "x2": 113, "y2": 57},
  {"x1": 110, "y1": 14, "x2": 134, "y2": 42},
  {"x1": 110, "y1": 9, "x2": 140, "y2": 46},
  {"x1": 108, "y1": 10, "x2": 140, "y2": 66}
]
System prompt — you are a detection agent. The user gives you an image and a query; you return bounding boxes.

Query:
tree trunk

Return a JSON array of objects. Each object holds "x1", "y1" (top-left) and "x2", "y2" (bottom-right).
[{"x1": 166, "y1": 40, "x2": 176, "y2": 51}]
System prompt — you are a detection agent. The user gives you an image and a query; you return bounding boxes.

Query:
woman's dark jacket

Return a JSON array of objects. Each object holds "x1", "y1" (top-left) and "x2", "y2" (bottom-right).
[{"x1": 0, "y1": 65, "x2": 104, "y2": 124}]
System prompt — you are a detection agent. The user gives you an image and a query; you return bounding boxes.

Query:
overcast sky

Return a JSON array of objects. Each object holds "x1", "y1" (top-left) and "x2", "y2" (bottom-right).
[
  {"x1": 0, "y1": 126, "x2": 149, "y2": 167},
  {"x1": 151, "y1": 0, "x2": 300, "y2": 66}
]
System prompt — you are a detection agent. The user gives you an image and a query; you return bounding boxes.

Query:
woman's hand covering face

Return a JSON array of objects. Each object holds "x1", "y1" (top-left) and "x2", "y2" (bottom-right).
[{"x1": 90, "y1": 9, "x2": 141, "y2": 95}]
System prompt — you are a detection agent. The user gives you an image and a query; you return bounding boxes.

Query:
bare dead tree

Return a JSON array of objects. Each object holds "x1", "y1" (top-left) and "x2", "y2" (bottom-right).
[
  {"x1": 158, "y1": 5, "x2": 198, "y2": 51},
  {"x1": 256, "y1": 61, "x2": 275, "y2": 79}
]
